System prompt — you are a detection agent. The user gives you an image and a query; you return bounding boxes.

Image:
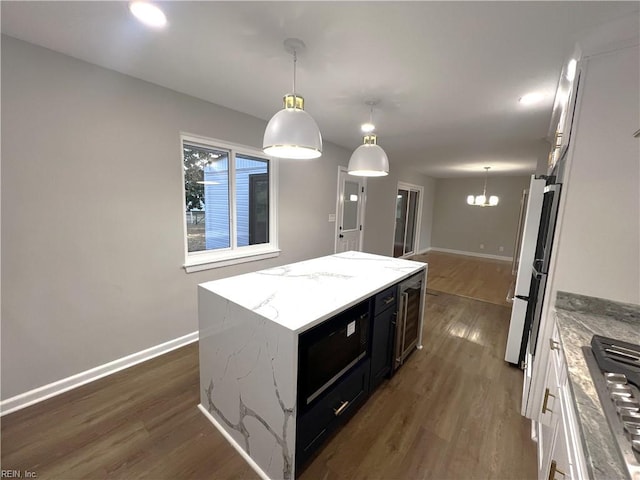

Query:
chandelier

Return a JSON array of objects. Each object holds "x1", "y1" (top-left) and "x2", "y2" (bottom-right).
[{"x1": 467, "y1": 167, "x2": 499, "y2": 207}]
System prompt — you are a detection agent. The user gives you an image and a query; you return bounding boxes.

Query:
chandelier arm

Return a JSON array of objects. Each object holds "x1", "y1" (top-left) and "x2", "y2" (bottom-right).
[{"x1": 482, "y1": 166, "x2": 490, "y2": 200}]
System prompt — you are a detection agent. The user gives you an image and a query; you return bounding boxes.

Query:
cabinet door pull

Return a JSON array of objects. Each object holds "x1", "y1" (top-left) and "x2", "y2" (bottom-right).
[
  {"x1": 542, "y1": 388, "x2": 556, "y2": 414},
  {"x1": 383, "y1": 296, "x2": 395, "y2": 305},
  {"x1": 548, "y1": 460, "x2": 566, "y2": 480},
  {"x1": 333, "y1": 400, "x2": 349, "y2": 417},
  {"x1": 400, "y1": 292, "x2": 409, "y2": 354},
  {"x1": 549, "y1": 338, "x2": 561, "y2": 351}
]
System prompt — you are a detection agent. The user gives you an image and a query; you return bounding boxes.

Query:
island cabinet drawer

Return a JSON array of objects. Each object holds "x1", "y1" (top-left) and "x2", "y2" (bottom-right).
[
  {"x1": 374, "y1": 285, "x2": 397, "y2": 315},
  {"x1": 295, "y1": 359, "x2": 370, "y2": 471}
]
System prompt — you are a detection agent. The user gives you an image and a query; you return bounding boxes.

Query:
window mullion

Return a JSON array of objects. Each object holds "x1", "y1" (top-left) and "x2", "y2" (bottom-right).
[{"x1": 229, "y1": 151, "x2": 238, "y2": 250}]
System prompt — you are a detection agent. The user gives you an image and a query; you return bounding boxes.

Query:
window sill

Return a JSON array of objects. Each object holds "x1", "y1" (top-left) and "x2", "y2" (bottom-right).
[{"x1": 183, "y1": 247, "x2": 281, "y2": 273}]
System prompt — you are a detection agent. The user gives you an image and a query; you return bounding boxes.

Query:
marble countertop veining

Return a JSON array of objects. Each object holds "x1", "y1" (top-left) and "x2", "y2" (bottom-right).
[
  {"x1": 554, "y1": 291, "x2": 640, "y2": 480},
  {"x1": 199, "y1": 251, "x2": 426, "y2": 333}
]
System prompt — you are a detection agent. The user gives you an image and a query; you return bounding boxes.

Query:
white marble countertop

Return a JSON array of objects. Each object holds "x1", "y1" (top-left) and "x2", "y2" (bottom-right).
[
  {"x1": 554, "y1": 291, "x2": 640, "y2": 480},
  {"x1": 199, "y1": 251, "x2": 426, "y2": 333}
]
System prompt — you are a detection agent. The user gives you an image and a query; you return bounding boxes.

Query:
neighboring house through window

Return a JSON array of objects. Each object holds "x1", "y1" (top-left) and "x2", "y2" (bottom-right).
[{"x1": 182, "y1": 134, "x2": 279, "y2": 272}]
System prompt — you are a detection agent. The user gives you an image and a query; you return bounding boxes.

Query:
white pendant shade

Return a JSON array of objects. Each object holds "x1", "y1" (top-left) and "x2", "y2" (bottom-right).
[
  {"x1": 347, "y1": 128, "x2": 389, "y2": 177},
  {"x1": 348, "y1": 143, "x2": 389, "y2": 177},
  {"x1": 263, "y1": 106, "x2": 322, "y2": 159},
  {"x1": 263, "y1": 39, "x2": 322, "y2": 160}
]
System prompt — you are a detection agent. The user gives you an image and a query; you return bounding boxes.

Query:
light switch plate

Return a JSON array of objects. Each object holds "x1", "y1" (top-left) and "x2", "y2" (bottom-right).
[{"x1": 328, "y1": 213, "x2": 336, "y2": 222}]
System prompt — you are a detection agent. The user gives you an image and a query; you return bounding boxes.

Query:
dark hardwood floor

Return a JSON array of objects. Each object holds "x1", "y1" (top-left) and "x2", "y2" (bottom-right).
[
  {"x1": 413, "y1": 251, "x2": 514, "y2": 307},
  {"x1": 1, "y1": 253, "x2": 536, "y2": 479},
  {"x1": 0, "y1": 342, "x2": 257, "y2": 480}
]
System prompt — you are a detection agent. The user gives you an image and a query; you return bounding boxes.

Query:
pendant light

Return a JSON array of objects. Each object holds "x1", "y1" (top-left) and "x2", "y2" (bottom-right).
[
  {"x1": 263, "y1": 38, "x2": 322, "y2": 159},
  {"x1": 467, "y1": 167, "x2": 499, "y2": 206},
  {"x1": 348, "y1": 101, "x2": 389, "y2": 177}
]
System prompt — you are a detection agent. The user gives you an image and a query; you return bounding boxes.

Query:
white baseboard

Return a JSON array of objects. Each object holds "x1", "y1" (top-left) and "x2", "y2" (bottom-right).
[
  {"x1": 197, "y1": 404, "x2": 270, "y2": 480},
  {"x1": 0, "y1": 331, "x2": 198, "y2": 417},
  {"x1": 429, "y1": 247, "x2": 513, "y2": 262}
]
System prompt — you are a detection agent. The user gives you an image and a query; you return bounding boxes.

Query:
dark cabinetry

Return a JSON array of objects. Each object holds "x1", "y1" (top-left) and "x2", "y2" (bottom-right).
[
  {"x1": 295, "y1": 275, "x2": 418, "y2": 476},
  {"x1": 295, "y1": 359, "x2": 370, "y2": 471},
  {"x1": 370, "y1": 286, "x2": 397, "y2": 390}
]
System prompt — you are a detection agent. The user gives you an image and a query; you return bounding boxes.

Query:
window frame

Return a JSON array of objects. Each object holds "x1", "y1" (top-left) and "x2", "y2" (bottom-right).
[{"x1": 181, "y1": 133, "x2": 279, "y2": 273}]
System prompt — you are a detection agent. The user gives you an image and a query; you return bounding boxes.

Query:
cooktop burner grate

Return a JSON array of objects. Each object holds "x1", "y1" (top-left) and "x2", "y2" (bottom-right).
[
  {"x1": 583, "y1": 335, "x2": 640, "y2": 480},
  {"x1": 591, "y1": 335, "x2": 640, "y2": 388}
]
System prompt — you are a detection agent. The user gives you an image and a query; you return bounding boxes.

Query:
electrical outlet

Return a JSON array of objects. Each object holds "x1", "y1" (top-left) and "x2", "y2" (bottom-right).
[
  {"x1": 480, "y1": 244, "x2": 484, "y2": 250},
  {"x1": 499, "y1": 246, "x2": 504, "y2": 252}
]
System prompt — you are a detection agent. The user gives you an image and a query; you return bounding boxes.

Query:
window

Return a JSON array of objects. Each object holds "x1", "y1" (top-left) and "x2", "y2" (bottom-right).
[{"x1": 182, "y1": 134, "x2": 279, "y2": 272}]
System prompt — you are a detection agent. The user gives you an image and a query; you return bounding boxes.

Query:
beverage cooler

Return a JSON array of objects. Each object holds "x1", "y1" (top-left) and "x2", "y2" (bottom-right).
[{"x1": 393, "y1": 271, "x2": 425, "y2": 371}]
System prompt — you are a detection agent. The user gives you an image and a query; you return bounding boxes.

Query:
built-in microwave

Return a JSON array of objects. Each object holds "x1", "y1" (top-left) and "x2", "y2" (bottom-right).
[{"x1": 297, "y1": 300, "x2": 369, "y2": 409}]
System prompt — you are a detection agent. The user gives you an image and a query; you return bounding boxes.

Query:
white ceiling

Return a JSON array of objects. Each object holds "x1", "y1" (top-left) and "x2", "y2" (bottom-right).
[{"x1": 2, "y1": 1, "x2": 638, "y2": 178}]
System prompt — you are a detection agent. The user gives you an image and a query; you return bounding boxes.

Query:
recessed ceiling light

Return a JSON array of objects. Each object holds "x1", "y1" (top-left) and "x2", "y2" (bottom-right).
[
  {"x1": 361, "y1": 122, "x2": 375, "y2": 133},
  {"x1": 129, "y1": 1, "x2": 167, "y2": 28},
  {"x1": 519, "y1": 92, "x2": 544, "y2": 106},
  {"x1": 566, "y1": 59, "x2": 577, "y2": 82}
]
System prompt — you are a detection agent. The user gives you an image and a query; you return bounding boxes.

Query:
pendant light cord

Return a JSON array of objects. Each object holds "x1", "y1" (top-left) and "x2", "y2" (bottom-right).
[{"x1": 292, "y1": 49, "x2": 297, "y2": 100}]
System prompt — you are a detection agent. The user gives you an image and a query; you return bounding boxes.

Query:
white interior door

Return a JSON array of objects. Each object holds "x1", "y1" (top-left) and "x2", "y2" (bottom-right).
[{"x1": 335, "y1": 168, "x2": 365, "y2": 253}]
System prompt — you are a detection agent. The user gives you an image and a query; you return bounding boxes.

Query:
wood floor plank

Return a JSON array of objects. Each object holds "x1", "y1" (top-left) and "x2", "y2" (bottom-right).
[
  {"x1": 1, "y1": 253, "x2": 535, "y2": 479},
  {"x1": 414, "y1": 251, "x2": 514, "y2": 307}
]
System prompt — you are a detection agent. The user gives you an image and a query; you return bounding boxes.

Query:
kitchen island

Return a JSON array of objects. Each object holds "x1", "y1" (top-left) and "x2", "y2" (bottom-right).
[{"x1": 197, "y1": 251, "x2": 427, "y2": 480}]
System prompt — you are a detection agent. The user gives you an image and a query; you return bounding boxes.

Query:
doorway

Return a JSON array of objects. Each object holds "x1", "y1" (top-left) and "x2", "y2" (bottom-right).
[
  {"x1": 393, "y1": 182, "x2": 423, "y2": 257},
  {"x1": 335, "y1": 167, "x2": 366, "y2": 253}
]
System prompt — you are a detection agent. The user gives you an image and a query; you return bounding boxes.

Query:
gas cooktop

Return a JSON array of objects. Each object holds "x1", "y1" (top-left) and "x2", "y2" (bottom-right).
[{"x1": 584, "y1": 335, "x2": 640, "y2": 480}]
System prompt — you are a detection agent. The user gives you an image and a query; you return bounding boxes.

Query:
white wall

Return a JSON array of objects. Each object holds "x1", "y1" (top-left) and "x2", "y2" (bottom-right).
[
  {"x1": 0, "y1": 36, "x2": 352, "y2": 401},
  {"x1": 362, "y1": 165, "x2": 435, "y2": 256},
  {"x1": 552, "y1": 44, "x2": 640, "y2": 304},
  {"x1": 431, "y1": 175, "x2": 531, "y2": 258}
]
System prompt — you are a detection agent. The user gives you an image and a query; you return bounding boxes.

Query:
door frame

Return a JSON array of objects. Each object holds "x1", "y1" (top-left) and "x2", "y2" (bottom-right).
[
  {"x1": 334, "y1": 166, "x2": 367, "y2": 253},
  {"x1": 392, "y1": 181, "x2": 424, "y2": 258}
]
